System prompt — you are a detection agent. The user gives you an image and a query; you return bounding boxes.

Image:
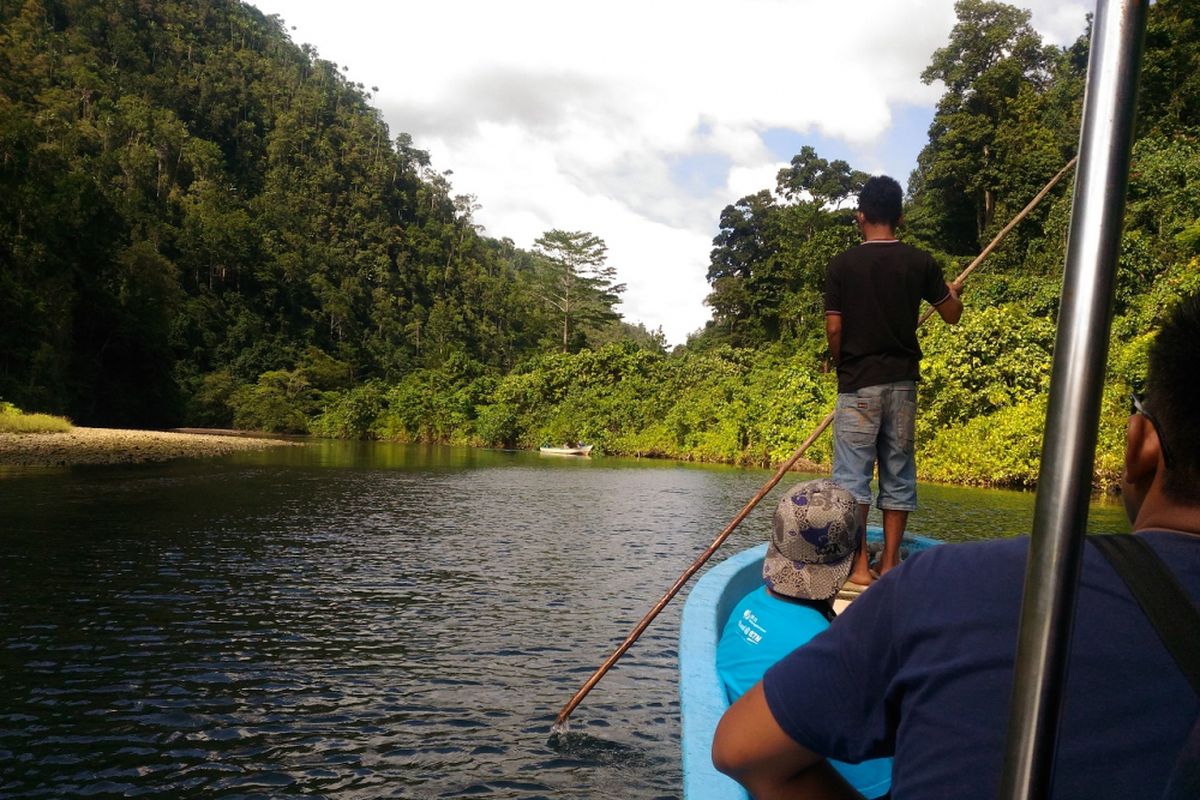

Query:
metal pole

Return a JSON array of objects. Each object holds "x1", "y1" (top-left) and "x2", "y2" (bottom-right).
[{"x1": 998, "y1": 1, "x2": 1148, "y2": 798}]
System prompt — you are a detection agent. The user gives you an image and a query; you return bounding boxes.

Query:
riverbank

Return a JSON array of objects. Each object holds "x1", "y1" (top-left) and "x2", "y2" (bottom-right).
[{"x1": 0, "y1": 427, "x2": 299, "y2": 467}]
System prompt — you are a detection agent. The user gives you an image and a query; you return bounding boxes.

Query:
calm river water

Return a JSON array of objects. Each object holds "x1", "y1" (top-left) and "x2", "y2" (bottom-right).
[{"x1": 0, "y1": 442, "x2": 1129, "y2": 798}]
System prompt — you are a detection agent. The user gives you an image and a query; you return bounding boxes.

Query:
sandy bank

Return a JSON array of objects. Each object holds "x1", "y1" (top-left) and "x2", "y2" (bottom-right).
[{"x1": 0, "y1": 426, "x2": 300, "y2": 467}]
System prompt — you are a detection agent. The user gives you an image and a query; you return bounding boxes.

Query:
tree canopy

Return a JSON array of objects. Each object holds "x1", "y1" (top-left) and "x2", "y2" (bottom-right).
[
  {"x1": 0, "y1": 0, "x2": 653, "y2": 426},
  {"x1": 533, "y1": 229, "x2": 625, "y2": 352}
]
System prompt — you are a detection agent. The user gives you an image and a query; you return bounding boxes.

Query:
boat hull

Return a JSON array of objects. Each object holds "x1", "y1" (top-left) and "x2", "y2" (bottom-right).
[{"x1": 538, "y1": 445, "x2": 593, "y2": 456}]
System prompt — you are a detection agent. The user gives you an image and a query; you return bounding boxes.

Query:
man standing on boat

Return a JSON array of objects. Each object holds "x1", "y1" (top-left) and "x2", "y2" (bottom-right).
[
  {"x1": 713, "y1": 295, "x2": 1200, "y2": 798},
  {"x1": 824, "y1": 175, "x2": 962, "y2": 587}
]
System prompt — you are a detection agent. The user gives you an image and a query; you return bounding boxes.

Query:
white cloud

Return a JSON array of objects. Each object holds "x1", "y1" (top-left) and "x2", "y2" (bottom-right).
[
  {"x1": 251, "y1": 0, "x2": 1092, "y2": 344},
  {"x1": 725, "y1": 162, "x2": 788, "y2": 205},
  {"x1": 1028, "y1": 3, "x2": 1094, "y2": 46}
]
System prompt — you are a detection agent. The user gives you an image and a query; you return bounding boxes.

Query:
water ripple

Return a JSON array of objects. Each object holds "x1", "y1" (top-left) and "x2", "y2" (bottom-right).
[{"x1": 0, "y1": 444, "x2": 1129, "y2": 797}]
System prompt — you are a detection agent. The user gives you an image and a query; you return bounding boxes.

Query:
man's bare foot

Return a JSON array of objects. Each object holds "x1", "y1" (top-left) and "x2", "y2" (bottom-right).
[{"x1": 845, "y1": 570, "x2": 875, "y2": 588}]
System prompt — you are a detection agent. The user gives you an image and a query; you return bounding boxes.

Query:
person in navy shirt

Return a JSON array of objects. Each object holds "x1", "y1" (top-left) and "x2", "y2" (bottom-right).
[{"x1": 713, "y1": 294, "x2": 1200, "y2": 798}]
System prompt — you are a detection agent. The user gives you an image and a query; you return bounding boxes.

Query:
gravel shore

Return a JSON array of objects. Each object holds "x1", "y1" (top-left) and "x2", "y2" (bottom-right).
[{"x1": 0, "y1": 427, "x2": 300, "y2": 467}]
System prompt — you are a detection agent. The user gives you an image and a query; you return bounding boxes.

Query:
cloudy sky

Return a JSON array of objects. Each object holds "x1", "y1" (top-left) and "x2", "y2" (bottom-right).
[{"x1": 250, "y1": 0, "x2": 1091, "y2": 345}]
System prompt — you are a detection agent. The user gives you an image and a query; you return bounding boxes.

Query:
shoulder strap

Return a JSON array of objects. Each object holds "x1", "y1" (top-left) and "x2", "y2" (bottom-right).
[
  {"x1": 1090, "y1": 533, "x2": 1200, "y2": 800},
  {"x1": 1090, "y1": 534, "x2": 1200, "y2": 696}
]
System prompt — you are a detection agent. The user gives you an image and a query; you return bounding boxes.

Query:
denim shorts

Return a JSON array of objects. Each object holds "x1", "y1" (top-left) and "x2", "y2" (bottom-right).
[{"x1": 832, "y1": 381, "x2": 917, "y2": 511}]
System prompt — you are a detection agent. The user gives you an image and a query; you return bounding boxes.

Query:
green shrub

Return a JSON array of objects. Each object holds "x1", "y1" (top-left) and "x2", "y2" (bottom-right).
[
  {"x1": 0, "y1": 401, "x2": 73, "y2": 433},
  {"x1": 185, "y1": 370, "x2": 237, "y2": 428},
  {"x1": 373, "y1": 354, "x2": 496, "y2": 444},
  {"x1": 917, "y1": 305, "x2": 1055, "y2": 444},
  {"x1": 228, "y1": 370, "x2": 318, "y2": 433},
  {"x1": 272, "y1": 291, "x2": 1184, "y2": 490},
  {"x1": 919, "y1": 397, "x2": 1048, "y2": 488},
  {"x1": 297, "y1": 346, "x2": 355, "y2": 391},
  {"x1": 310, "y1": 382, "x2": 386, "y2": 439},
  {"x1": 458, "y1": 343, "x2": 837, "y2": 466}
]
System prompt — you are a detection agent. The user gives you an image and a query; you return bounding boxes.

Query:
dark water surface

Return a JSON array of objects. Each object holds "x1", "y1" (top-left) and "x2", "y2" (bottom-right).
[{"x1": 0, "y1": 442, "x2": 1129, "y2": 798}]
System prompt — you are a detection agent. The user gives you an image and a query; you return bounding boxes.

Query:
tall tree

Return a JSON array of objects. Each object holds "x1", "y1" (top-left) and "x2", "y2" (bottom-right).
[
  {"x1": 702, "y1": 146, "x2": 863, "y2": 349},
  {"x1": 533, "y1": 230, "x2": 625, "y2": 352},
  {"x1": 776, "y1": 146, "x2": 869, "y2": 208},
  {"x1": 1137, "y1": 0, "x2": 1200, "y2": 137},
  {"x1": 705, "y1": 191, "x2": 776, "y2": 345},
  {"x1": 911, "y1": 0, "x2": 1062, "y2": 252}
]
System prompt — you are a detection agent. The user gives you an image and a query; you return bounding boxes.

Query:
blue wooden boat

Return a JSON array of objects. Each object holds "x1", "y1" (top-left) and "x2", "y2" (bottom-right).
[{"x1": 678, "y1": 527, "x2": 942, "y2": 799}]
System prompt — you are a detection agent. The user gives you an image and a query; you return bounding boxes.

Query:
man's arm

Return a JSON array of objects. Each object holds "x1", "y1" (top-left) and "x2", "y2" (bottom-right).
[
  {"x1": 712, "y1": 683, "x2": 865, "y2": 800},
  {"x1": 933, "y1": 281, "x2": 964, "y2": 325},
  {"x1": 825, "y1": 313, "x2": 842, "y2": 365}
]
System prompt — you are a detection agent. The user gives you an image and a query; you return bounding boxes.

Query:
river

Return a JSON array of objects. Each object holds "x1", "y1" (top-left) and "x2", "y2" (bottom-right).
[{"x1": 0, "y1": 442, "x2": 1129, "y2": 798}]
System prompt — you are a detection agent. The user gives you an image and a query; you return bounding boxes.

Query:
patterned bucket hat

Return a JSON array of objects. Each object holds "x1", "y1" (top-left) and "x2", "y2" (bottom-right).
[{"x1": 762, "y1": 479, "x2": 860, "y2": 601}]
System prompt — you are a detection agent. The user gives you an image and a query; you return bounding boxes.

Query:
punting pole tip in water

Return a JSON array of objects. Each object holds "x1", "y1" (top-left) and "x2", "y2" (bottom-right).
[
  {"x1": 549, "y1": 719, "x2": 569, "y2": 738},
  {"x1": 547, "y1": 729, "x2": 650, "y2": 766}
]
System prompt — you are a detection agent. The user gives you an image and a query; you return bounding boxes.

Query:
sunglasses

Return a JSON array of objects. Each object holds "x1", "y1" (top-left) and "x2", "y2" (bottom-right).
[{"x1": 1130, "y1": 392, "x2": 1175, "y2": 469}]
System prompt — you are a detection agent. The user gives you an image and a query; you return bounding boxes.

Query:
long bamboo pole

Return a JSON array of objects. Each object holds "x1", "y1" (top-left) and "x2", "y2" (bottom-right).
[
  {"x1": 551, "y1": 419, "x2": 831, "y2": 730},
  {"x1": 921, "y1": 156, "x2": 1078, "y2": 324},
  {"x1": 552, "y1": 155, "x2": 1079, "y2": 730}
]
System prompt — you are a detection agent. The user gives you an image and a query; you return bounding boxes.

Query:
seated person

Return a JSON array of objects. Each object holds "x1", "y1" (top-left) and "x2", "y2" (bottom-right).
[{"x1": 715, "y1": 478, "x2": 892, "y2": 799}]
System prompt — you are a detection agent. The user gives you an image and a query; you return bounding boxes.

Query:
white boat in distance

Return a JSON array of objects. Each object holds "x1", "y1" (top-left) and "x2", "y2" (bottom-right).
[{"x1": 538, "y1": 444, "x2": 593, "y2": 456}]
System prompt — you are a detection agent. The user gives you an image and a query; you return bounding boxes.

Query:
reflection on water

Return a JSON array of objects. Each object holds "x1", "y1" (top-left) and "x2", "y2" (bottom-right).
[{"x1": 0, "y1": 442, "x2": 1129, "y2": 798}]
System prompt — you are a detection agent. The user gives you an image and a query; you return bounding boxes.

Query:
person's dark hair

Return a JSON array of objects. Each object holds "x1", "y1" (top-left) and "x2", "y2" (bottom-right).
[
  {"x1": 857, "y1": 175, "x2": 903, "y2": 227},
  {"x1": 1146, "y1": 293, "x2": 1200, "y2": 504}
]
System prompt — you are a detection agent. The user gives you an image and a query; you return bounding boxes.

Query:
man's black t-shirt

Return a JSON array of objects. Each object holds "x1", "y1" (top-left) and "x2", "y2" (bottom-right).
[{"x1": 823, "y1": 241, "x2": 949, "y2": 393}]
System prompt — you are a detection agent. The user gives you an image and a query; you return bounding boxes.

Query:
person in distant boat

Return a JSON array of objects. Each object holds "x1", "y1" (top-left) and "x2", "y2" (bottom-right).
[
  {"x1": 824, "y1": 175, "x2": 963, "y2": 589},
  {"x1": 713, "y1": 295, "x2": 1200, "y2": 798},
  {"x1": 715, "y1": 478, "x2": 891, "y2": 799}
]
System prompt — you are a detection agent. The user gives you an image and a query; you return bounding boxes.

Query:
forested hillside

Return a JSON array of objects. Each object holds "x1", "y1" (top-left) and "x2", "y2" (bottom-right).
[
  {"x1": 2, "y1": 0, "x2": 1197, "y2": 488},
  {"x1": 0, "y1": 0, "x2": 646, "y2": 427}
]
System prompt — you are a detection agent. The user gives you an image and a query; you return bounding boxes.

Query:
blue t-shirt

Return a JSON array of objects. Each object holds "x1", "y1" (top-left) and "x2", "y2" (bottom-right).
[
  {"x1": 717, "y1": 585, "x2": 893, "y2": 799},
  {"x1": 763, "y1": 531, "x2": 1200, "y2": 799}
]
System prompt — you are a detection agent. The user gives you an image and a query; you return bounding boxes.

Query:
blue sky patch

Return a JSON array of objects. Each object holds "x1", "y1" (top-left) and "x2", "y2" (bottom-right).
[
  {"x1": 762, "y1": 105, "x2": 935, "y2": 193},
  {"x1": 668, "y1": 151, "x2": 734, "y2": 195}
]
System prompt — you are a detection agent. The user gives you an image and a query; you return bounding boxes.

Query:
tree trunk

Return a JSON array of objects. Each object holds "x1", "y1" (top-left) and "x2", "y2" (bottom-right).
[{"x1": 562, "y1": 283, "x2": 571, "y2": 351}]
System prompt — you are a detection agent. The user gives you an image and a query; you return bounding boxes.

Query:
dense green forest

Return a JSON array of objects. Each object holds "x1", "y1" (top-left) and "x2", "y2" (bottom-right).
[
  {"x1": 1, "y1": 0, "x2": 1197, "y2": 488},
  {"x1": 0, "y1": 0, "x2": 649, "y2": 427}
]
